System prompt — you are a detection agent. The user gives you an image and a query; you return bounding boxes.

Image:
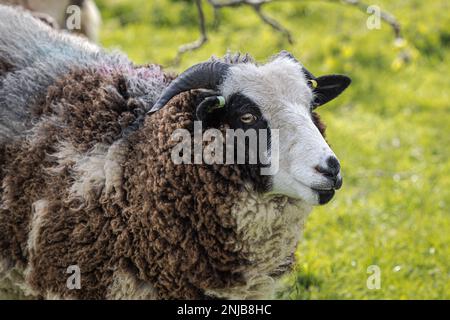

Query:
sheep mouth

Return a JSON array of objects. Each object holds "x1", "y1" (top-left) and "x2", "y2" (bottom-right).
[{"x1": 311, "y1": 188, "x2": 336, "y2": 205}]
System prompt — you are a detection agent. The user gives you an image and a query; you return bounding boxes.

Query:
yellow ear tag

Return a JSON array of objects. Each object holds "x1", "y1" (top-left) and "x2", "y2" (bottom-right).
[
  {"x1": 207, "y1": 96, "x2": 226, "y2": 113},
  {"x1": 308, "y1": 79, "x2": 318, "y2": 89},
  {"x1": 217, "y1": 96, "x2": 226, "y2": 107}
]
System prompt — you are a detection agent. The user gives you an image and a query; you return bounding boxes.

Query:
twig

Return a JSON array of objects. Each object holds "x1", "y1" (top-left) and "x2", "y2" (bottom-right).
[
  {"x1": 335, "y1": 0, "x2": 409, "y2": 62},
  {"x1": 338, "y1": 0, "x2": 402, "y2": 40},
  {"x1": 173, "y1": 0, "x2": 407, "y2": 65},
  {"x1": 208, "y1": 0, "x2": 272, "y2": 8},
  {"x1": 252, "y1": 3, "x2": 294, "y2": 44},
  {"x1": 173, "y1": 0, "x2": 293, "y2": 64},
  {"x1": 172, "y1": 0, "x2": 208, "y2": 66},
  {"x1": 209, "y1": 0, "x2": 293, "y2": 43}
]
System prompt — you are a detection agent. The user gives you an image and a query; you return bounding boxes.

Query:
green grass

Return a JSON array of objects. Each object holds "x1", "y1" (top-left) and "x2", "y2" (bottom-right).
[{"x1": 99, "y1": 0, "x2": 449, "y2": 299}]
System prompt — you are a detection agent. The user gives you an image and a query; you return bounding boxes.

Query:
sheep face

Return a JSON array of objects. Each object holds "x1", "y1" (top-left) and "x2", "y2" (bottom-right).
[
  {"x1": 217, "y1": 54, "x2": 350, "y2": 205},
  {"x1": 155, "y1": 52, "x2": 350, "y2": 206}
]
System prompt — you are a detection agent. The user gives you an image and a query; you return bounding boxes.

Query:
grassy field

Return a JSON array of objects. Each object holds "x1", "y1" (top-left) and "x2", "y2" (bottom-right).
[{"x1": 97, "y1": 0, "x2": 450, "y2": 299}]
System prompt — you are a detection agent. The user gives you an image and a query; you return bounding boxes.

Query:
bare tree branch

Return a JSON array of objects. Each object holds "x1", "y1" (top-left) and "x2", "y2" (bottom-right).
[
  {"x1": 252, "y1": 3, "x2": 294, "y2": 44},
  {"x1": 337, "y1": 0, "x2": 402, "y2": 40},
  {"x1": 172, "y1": 0, "x2": 407, "y2": 64},
  {"x1": 209, "y1": 0, "x2": 293, "y2": 43},
  {"x1": 173, "y1": 0, "x2": 293, "y2": 64},
  {"x1": 172, "y1": 0, "x2": 208, "y2": 66},
  {"x1": 333, "y1": 0, "x2": 409, "y2": 62},
  {"x1": 208, "y1": 0, "x2": 272, "y2": 8}
]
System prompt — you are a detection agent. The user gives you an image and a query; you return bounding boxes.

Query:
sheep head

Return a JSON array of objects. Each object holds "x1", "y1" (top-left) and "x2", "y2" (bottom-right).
[{"x1": 151, "y1": 51, "x2": 351, "y2": 206}]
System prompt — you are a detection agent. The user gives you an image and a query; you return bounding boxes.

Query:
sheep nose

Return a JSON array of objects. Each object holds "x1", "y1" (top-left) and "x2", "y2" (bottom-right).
[{"x1": 316, "y1": 156, "x2": 342, "y2": 189}]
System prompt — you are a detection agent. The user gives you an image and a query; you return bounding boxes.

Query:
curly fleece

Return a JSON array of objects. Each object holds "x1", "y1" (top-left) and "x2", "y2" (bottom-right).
[{"x1": 0, "y1": 5, "x2": 327, "y2": 299}]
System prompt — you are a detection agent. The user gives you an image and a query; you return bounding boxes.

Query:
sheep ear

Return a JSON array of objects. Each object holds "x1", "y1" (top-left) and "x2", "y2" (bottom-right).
[
  {"x1": 311, "y1": 75, "x2": 351, "y2": 108},
  {"x1": 196, "y1": 95, "x2": 226, "y2": 121}
]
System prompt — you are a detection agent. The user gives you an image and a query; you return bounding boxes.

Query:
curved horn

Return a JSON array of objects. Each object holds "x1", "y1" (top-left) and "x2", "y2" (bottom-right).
[{"x1": 148, "y1": 61, "x2": 230, "y2": 114}]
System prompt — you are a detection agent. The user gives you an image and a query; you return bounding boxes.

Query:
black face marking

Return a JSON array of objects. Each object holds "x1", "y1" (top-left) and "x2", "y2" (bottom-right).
[
  {"x1": 226, "y1": 93, "x2": 272, "y2": 192},
  {"x1": 196, "y1": 93, "x2": 268, "y2": 131},
  {"x1": 311, "y1": 112, "x2": 326, "y2": 137},
  {"x1": 222, "y1": 93, "x2": 268, "y2": 131},
  {"x1": 195, "y1": 92, "x2": 272, "y2": 193}
]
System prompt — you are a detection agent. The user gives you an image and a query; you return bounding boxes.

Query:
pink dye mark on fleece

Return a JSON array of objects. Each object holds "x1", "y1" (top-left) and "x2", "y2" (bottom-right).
[{"x1": 96, "y1": 62, "x2": 166, "y2": 82}]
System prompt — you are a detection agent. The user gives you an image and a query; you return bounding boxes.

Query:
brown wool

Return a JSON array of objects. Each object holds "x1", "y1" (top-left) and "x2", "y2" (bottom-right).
[
  {"x1": 1, "y1": 66, "x2": 326, "y2": 299},
  {"x1": 0, "y1": 69, "x2": 249, "y2": 299}
]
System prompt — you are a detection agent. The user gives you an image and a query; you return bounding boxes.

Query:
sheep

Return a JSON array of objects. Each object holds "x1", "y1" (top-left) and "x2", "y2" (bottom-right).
[
  {"x1": 0, "y1": 0, "x2": 101, "y2": 42},
  {"x1": 0, "y1": 5, "x2": 351, "y2": 299}
]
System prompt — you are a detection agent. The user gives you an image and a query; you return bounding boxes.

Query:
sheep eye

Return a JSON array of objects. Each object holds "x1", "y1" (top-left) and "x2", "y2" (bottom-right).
[{"x1": 240, "y1": 113, "x2": 257, "y2": 124}]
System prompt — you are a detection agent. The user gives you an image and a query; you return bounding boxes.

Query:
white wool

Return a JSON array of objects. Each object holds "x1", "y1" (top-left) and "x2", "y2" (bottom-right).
[
  {"x1": 222, "y1": 56, "x2": 338, "y2": 205},
  {"x1": 107, "y1": 270, "x2": 158, "y2": 300},
  {"x1": 206, "y1": 188, "x2": 312, "y2": 299}
]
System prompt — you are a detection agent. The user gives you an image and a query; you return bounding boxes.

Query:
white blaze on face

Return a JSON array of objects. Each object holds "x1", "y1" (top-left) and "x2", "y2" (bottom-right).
[{"x1": 220, "y1": 56, "x2": 338, "y2": 205}]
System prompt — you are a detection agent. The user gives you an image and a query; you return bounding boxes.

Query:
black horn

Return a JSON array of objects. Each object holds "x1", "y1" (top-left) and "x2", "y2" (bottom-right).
[{"x1": 148, "y1": 61, "x2": 230, "y2": 114}]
